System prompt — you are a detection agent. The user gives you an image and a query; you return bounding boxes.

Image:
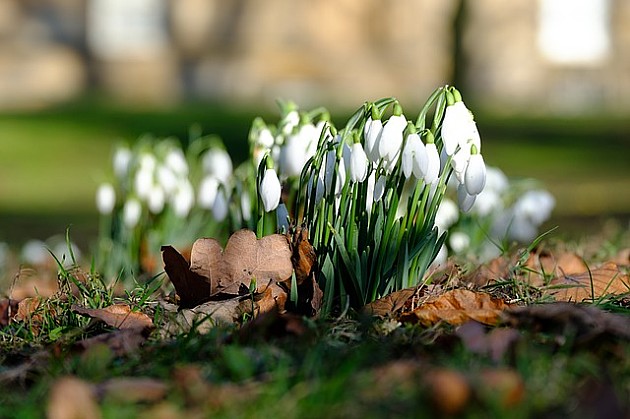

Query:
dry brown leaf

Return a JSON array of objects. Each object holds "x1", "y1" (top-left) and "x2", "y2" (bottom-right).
[
  {"x1": 502, "y1": 302, "x2": 630, "y2": 343},
  {"x1": 96, "y1": 377, "x2": 168, "y2": 403},
  {"x1": 399, "y1": 289, "x2": 509, "y2": 326},
  {"x1": 545, "y1": 262, "x2": 630, "y2": 302},
  {"x1": 363, "y1": 287, "x2": 416, "y2": 317},
  {"x1": 161, "y1": 245, "x2": 213, "y2": 309},
  {"x1": 288, "y1": 227, "x2": 317, "y2": 285},
  {"x1": 76, "y1": 329, "x2": 149, "y2": 357},
  {"x1": 47, "y1": 376, "x2": 101, "y2": 419},
  {"x1": 72, "y1": 304, "x2": 154, "y2": 331},
  {"x1": 14, "y1": 296, "x2": 44, "y2": 326},
  {"x1": 425, "y1": 369, "x2": 471, "y2": 416}
]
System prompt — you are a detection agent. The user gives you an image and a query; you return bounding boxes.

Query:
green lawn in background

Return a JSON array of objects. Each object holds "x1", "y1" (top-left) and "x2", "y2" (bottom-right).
[{"x1": 0, "y1": 101, "x2": 629, "y2": 246}]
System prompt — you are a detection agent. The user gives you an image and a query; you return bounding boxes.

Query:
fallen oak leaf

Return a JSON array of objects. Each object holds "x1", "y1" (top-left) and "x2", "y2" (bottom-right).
[
  {"x1": 363, "y1": 287, "x2": 417, "y2": 317},
  {"x1": 544, "y1": 262, "x2": 630, "y2": 302},
  {"x1": 399, "y1": 289, "x2": 509, "y2": 326},
  {"x1": 162, "y1": 245, "x2": 213, "y2": 309},
  {"x1": 72, "y1": 304, "x2": 154, "y2": 331}
]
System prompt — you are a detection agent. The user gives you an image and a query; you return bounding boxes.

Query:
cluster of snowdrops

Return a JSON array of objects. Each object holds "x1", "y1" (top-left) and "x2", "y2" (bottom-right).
[{"x1": 94, "y1": 86, "x2": 554, "y2": 308}]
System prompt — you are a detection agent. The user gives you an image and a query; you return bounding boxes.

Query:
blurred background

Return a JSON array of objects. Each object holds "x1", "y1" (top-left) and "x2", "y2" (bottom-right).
[{"x1": 0, "y1": 0, "x2": 629, "y2": 248}]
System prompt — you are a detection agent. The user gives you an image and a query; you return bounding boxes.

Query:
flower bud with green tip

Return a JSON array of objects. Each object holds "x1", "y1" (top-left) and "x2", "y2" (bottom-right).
[
  {"x1": 378, "y1": 101, "x2": 406, "y2": 165},
  {"x1": 423, "y1": 130, "x2": 440, "y2": 184},
  {"x1": 349, "y1": 132, "x2": 369, "y2": 183},
  {"x1": 260, "y1": 159, "x2": 282, "y2": 212},
  {"x1": 441, "y1": 87, "x2": 477, "y2": 156},
  {"x1": 364, "y1": 105, "x2": 384, "y2": 163},
  {"x1": 464, "y1": 144, "x2": 486, "y2": 195}
]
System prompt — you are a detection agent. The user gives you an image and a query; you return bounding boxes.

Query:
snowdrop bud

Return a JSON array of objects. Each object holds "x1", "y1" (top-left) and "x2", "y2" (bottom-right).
[
  {"x1": 165, "y1": 149, "x2": 188, "y2": 177},
  {"x1": 435, "y1": 198, "x2": 459, "y2": 234},
  {"x1": 147, "y1": 184, "x2": 165, "y2": 214},
  {"x1": 257, "y1": 127, "x2": 275, "y2": 149},
  {"x1": 172, "y1": 180, "x2": 195, "y2": 218},
  {"x1": 349, "y1": 140, "x2": 368, "y2": 183},
  {"x1": 113, "y1": 146, "x2": 132, "y2": 179},
  {"x1": 423, "y1": 132, "x2": 440, "y2": 184},
  {"x1": 281, "y1": 110, "x2": 300, "y2": 135},
  {"x1": 123, "y1": 198, "x2": 142, "y2": 228},
  {"x1": 261, "y1": 168, "x2": 282, "y2": 212},
  {"x1": 212, "y1": 188, "x2": 229, "y2": 222},
  {"x1": 276, "y1": 203, "x2": 290, "y2": 233},
  {"x1": 96, "y1": 183, "x2": 116, "y2": 215},
  {"x1": 449, "y1": 231, "x2": 471, "y2": 254},
  {"x1": 241, "y1": 192, "x2": 252, "y2": 221},
  {"x1": 198, "y1": 176, "x2": 219, "y2": 209},
  {"x1": 364, "y1": 112, "x2": 383, "y2": 163},
  {"x1": 374, "y1": 175, "x2": 387, "y2": 202},
  {"x1": 457, "y1": 183, "x2": 476, "y2": 213},
  {"x1": 378, "y1": 107, "x2": 406, "y2": 164},
  {"x1": 134, "y1": 166, "x2": 154, "y2": 200},
  {"x1": 202, "y1": 148, "x2": 233, "y2": 184},
  {"x1": 158, "y1": 165, "x2": 179, "y2": 195},
  {"x1": 464, "y1": 145, "x2": 486, "y2": 195}
]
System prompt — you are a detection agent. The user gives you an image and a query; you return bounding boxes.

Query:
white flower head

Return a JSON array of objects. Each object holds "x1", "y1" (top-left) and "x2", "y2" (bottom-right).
[
  {"x1": 198, "y1": 176, "x2": 219, "y2": 209},
  {"x1": 212, "y1": 187, "x2": 229, "y2": 222},
  {"x1": 449, "y1": 231, "x2": 471, "y2": 254},
  {"x1": 147, "y1": 184, "x2": 165, "y2": 214},
  {"x1": 165, "y1": 149, "x2": 188, "y2": 177},
  {"x1": 424, "y1": 142, "x2": 441, "y2": 185},
  {"x1": 123, "y1": 198, "x2": 142, "y2": 228},
  {"x1": 434, "y1": 198, "x2": 459, "y2": 234},
  {"x1": 457, "y1": 183, "x2": 476, "y2": 213},
  {"x1": 281, "y1": 110, "x2": 300, "y2": 135},
  {"x1": 172, "y1": 180, "x2": 195, "y2": 218},
  {"x1": 134, "y1": 165, "x2": 154, "y2": 200},
  {"x1": 257, "y1": 127, "x2": 275, "y2": 149},
  {"x1": 464, "y1": 147, "x2": 486, "y2": 195},
  {"x1": 113, "y1": 146, "x2": 132, "y2": 179},
  {"x1": 378, "y1": 113, "x2": 406, "y2": 165},
  {"x1": 202, "y1": 148, "x2": 233, "y2": 184},
  {"x1": 374, "y1": 175, "x2": 387, "y2": 202},
  {"x1": 401, "y1": 132, "x2": 429, "y2": 180},
  {"x1": 349, "y1": 141, "x2": 369, "y2": 183},
  {"x1": 96, "y1": 183, "x2": 116, "y2": 215},
  {"x1": 260, "y1": 167, "x2": 282, "y2": 212},
  {"x1": 364, "y1": 115, "x2": 383, "y2": 163}
]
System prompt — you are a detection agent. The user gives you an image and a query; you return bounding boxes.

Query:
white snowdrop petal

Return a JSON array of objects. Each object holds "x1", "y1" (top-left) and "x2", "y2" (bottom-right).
[
  {"x1": 350, "y1": 142, "x2": 369, "y2": 183},
  {"x1": 261, "y1": 169, "x2": 282, "y2": 212},
  {"x1": 424, "y1": 143, "x2": 440, "y2": 184},
  {"x1": 457, "y1": 183, "x2": 476, "y2": 213},
  {"x1": 96, "y1": 183, "x2": 116, "y2": 215},
  {"x1": 464, "y1": 153, "x2": 486, "y2": 195}
]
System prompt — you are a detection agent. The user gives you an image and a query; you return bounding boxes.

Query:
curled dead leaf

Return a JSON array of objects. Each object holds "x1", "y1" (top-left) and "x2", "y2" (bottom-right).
[
  {"x1": 72, "y1": 304, "x2": 154, "y2": 331},
  {"x1": 544, "y1": 262, "x2": 630, "y2": 302},
  {"x1": 47, "y1": 376, "x2": 101, "y2": 419},
  {"x1": 399, "y1": 289, "x2": 509, "y2": 326},
  {"x1": 363, "y1": 287, "x2": 416, "y2": 317}
]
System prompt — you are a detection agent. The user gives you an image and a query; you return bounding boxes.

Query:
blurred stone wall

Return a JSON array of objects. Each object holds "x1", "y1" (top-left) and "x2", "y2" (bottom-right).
[{"x1": 0, "y1": 0, "x2": 628, "y2": 114}]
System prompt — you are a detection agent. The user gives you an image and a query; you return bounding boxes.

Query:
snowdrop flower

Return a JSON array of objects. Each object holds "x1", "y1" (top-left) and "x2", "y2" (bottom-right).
[
  {"x1": 434, "y1": 198, "x2": 459, "y2": 234},
  {"x1": 280, "y1": 124, "x2": 318, "y2": 178},
  {"x1": 276, "y1": 203, "x2": 291, "y2": 232},
  {"x1": 471, "y1": 189, "x2": 502, "y2": 217},
  {"x1": 401, "y1": 126, "x2": 428, "y2": 180},
  {"x1": 464, "y1": 145, "x2": 486, "y2": 195},
  {"x1": 364, "y1": 108, "x2": 383, "y2": 162},
  {"x1": 113, "y1": 146, "x2": 132, "y2": 179},
  {"x1": 21, "y1": 239, "x2": 48, "y2": 266},
  {"x1": 198, "y1": 176, "x2": 219, "y2": 209},
  {"x1": 374, "y1": 175, "x2": 387, "y2": 202},
  {"x1": 449, "y1": 231, "x2": 471, "y2": 254},
  {"x1": 202, "y1": 148, "x2": 233, "y2": 184},
  {"x1": 514, "y1": 190, "x2": 555, "y2": 226},
  {"x1": 451, "y1": 148, "x2": 470, "y2": 184},
  {"x1": 147, "y1": 184, "x2": 165, "y2": 214},
  {"x1": 134, "y1": 165, "x2": 154, "y2": 200},
  {"x1": 423, "y1": 131, "x2": 440, "y2": 185},
  {"x1": 349, "y1": 140, "x2": 369, "y2": 183},
  {"x1": 378, "y1": 104, "x2": 406, "y2": 165},
  {"x1": 157, "y1": 165, "x2": 178, "y2": 195},
  {"x1": 212, "y1": 188, "x2": 229, "y2": 222},
  {"x1": 281, "y1": 109, "x2": 300, "y2": 135},
  {"x1": 172, "y1": 180, "x2": 195, "y2": 218},
  {"x1": 440, "y1": 89, "x2": 480, "y2": 156},
  {"x1": 165, "y1": 149, "x2": 189, "y2": 177},
  {"x1": 365, "y1": 171, "x2": 376, "y2": 211},
  {"x1": 457, "y1": 183, "x2": 476, "y2": 213},
  {"x1": 123, "y1": 198, "x2": 142, "y2": 228},
  {"x1": 260, "y1": 166, "x2": 282, "y2": 212},
  {"x1": 484, "y1": 166, "x2": 509, "y2": 194},
  {"x1": 96, "y1": 183, "x2": 116, "y2": 215},
  {"x1": 241, "y1": 191, "x2": 252, "y2": 221},
  {"x1": 257, "y1": 127, "x2": 275, "y2": 149}
]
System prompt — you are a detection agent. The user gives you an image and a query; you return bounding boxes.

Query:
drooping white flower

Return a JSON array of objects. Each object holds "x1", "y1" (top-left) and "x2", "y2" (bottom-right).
[
  {"x1": 165, "y1": 149, "x2": 188, "y2": 177},
  {"x1": 96, "y1": 183, "x2": 116, "y2": 215},
  {"x1": 374, "y1": 175, "x2": 387, "y2": 202},
  {"x1": 349, "y1": 142, "x2": 369, "y2": 183},
  {"x1": 198, "y1": 176, "x2": 219, "y2": 209},
  {"x1": 134, "y1": 165, "x2": 154, "y2": 200},
  {"x1": 240, "y1": 191, "x2": 252, "y2": 221},
  {"x1": 280, "y1": 124, "x2": 318, "y2": 178},
  {"x1": 464, "y1": 149, "x2": 486, "y2": 195},
  {"x1": 424, "y1": 142, "x2": 441, "y2": 185},
  {"x1": 401, "y1": 133, "x2": 429, "y2": 180},
  {"x1": 123, "y1": 198, "x2": 142, "y2": 228},
  {"x1": 202, "y1": 148, "x2": 233, "y2": 184},
  {"x1": 484, "y1": 166, "x2": 509, "y2": 194},
  {"x1": 441, "y1": 100, "x2": 477, "y2": 156},
  {"x1": 471, "y1": 189, "x2": 502, "y2": 217},
  {"x1": 212, "y1": 188, "x2": 229, "y2": 222},
  {"x1": 156, "y1": 165, "x2": 178, "y2": 195},
  {"x1": 364, "y1": 116, "x2": 383, "y2": 162},
  {"x1": 172, "y1": 180, "x2": 195, "y2": 218},
  {"x1": 21, "y1": 239, "x2": 49, "y2": 266},
  {"x1": 113, "y1": 146, "x2": 132, "y2": 179},
  {"x1": 434, "y1": 198, "x2": 459, "y2": 234},
  {"x1": 457, "y1": 183, "x2": 476, "y2": 213},
  {"x1": 513, "y1": 190, "x2": 555, "y2": 226},
  {"x1": 449, "y1": 231, "x2": 471, "y2": 253},
  {"x1": 147, "y1": 184, "x2": 165, "y2": 214},
  {"x1": 451, "y1": 148, "x2": 470, "y2": 184},
  {"x1": 378, "y1": 113, "x2": 406, "y2": 164},
  {"x1": 281, "y1": 110, "x2": 300, "y2": 135},
  {"x1": 257, "y1": 127, "x2": 275, "y2": 149},
  {"x1": 260, "y1": 168, "x2": 281, "y2": 212}
]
